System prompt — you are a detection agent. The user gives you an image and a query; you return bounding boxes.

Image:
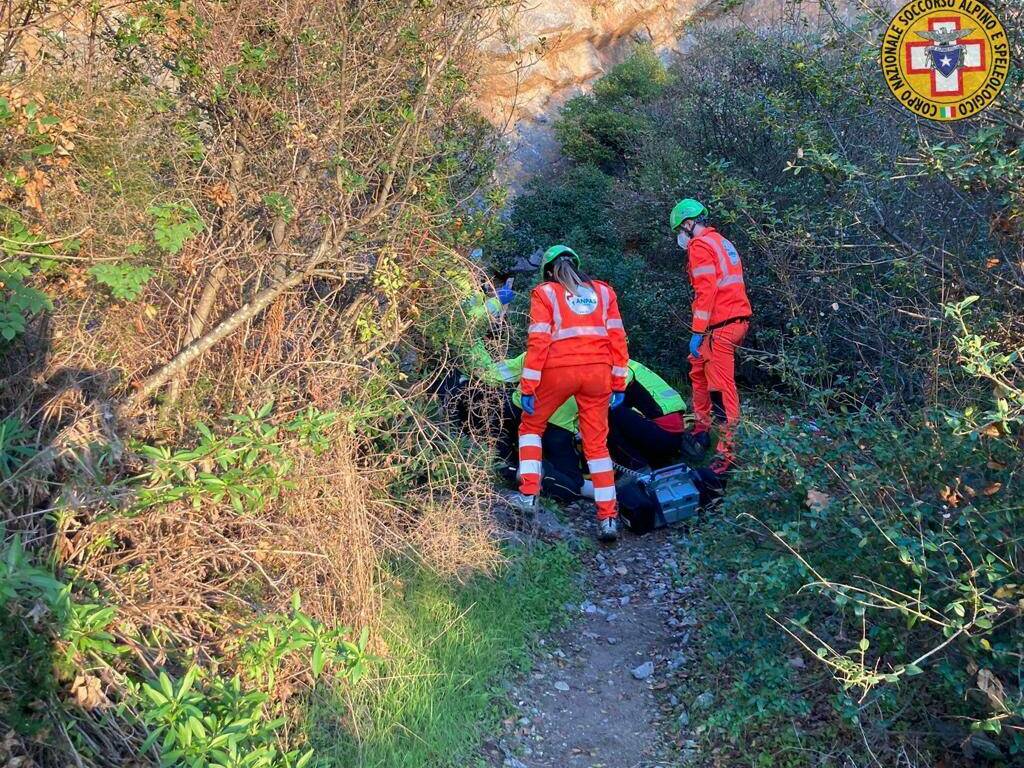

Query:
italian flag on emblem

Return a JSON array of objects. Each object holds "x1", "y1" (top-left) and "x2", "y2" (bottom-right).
[{"x1": 939, "y1": 105, "x2": 957, "y2": 119}]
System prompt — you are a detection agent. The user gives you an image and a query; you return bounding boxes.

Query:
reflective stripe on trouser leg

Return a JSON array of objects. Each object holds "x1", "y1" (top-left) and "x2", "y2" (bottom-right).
[
  {"x1": 517, "y1": 435, "x2": 543, "y2": 496},
  {"x1": 574, "y1": 369, "x2": 617, "y2": 521},
  {"x1": 590, "y1": 461, "x2": 617, "y2": 519},
  {"x1": 705, "y1": 322, "x2": 747, "y2": 461},
  {"x1": 518, "y1": 370, "x2": 578, "y2": 497}
]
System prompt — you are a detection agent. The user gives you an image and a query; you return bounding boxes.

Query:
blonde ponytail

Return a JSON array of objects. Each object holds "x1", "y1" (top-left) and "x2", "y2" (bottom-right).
[{"x1": 548, "y1": 256, "x2": 592, "y2": 296}]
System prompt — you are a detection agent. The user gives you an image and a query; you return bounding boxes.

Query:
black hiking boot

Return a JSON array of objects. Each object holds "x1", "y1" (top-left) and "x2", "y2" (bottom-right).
[
  {"x1": 695, "y1": 456, "x2": 732, "y2": 505},
  {"x1": 680, "y1": 430, "x2": 712, "y2": 462}
]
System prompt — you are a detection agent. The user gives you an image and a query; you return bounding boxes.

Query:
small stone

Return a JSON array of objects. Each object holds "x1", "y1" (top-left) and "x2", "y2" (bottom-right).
[
  {"x1": 631, "y1": 661, "x2": 655, "y2": 680},
  {"x1": 648, "y1": 587, "x2": 667, "y2": 600},
  {"x1": 678, "y1": 710, "x2": 690, "y2": 727},
  {"x1": 615, "y1": 565, "x2": 628, "y2": 576},
  {"x1": 694, "y1": 691, "x2": 714, "y2": 709},
  {"x1": 619, "y1": 596, "x2": 630, "y2": 606},
  {"x1": 605, "y1": 612, "x2": 618, "y2": 622},
  {"x1": 554, "y1": 681, "x2": 570, "y2": 692},
  {"x1": 606, "y1": 636, "x2": 619, "y2": 645},
  {"x1": 789, "y1": 656, "x2": 806, "y2": 669}
]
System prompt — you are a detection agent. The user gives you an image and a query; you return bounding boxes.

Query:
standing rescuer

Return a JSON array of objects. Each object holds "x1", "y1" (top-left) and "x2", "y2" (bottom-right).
[
  {"x1": 509, "y1": 244, "x2": 630, "y2": 542},
  {"x1": 669, "y1": 198, "x2": 752, "y2": 485}
]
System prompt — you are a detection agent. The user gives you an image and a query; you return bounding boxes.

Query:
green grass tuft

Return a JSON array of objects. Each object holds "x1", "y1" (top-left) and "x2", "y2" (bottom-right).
[{"x1": 308, "y1": 542, "x2": 580, "y2": 768}]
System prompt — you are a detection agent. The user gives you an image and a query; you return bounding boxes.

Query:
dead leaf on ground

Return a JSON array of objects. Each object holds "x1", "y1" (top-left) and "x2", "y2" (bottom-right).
[
  {"x1": 22, "y1": 169, "x2": 48, "y2": 215},
  {"x1": 71, "y1": 674, "x2": 107, "y2": 710},
  {"x1": 939, "y1": 485, "x2": 962, "y2": 508},
  {"x1": 982, "y1": 483, "x2": 1002, "y2": 496},
  {"x1": 205, "y1": 182, "x2": 234, "y2": 208},
  {"x1": 978, "y1": 423, "x2": 1001, "y2": 438},
  {"x1": 977, "y1": 668, "x2": 1007, "y2": 711},
  {"x1": 805, "y1": 489, "x2": 831, "y2": 512}
]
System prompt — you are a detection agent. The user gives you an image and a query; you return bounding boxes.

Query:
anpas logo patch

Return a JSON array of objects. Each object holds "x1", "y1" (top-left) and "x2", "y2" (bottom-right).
[{"x1": 565, "y1": 286, "x2": 599, "y2": 316}]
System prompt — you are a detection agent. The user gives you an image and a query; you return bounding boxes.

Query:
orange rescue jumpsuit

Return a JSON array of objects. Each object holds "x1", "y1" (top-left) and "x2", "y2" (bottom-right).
[
  {"x1": 687, "y1": 228, "x2": 752, "y2": 463},
  {"x1": 519, "y1": 280, "x2": 629, "y2": 520}
]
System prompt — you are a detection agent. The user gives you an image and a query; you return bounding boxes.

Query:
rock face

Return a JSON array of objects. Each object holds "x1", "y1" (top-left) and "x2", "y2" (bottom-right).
[
  {"x1": 478, "y1": 0, "x2": 696, "y2": 180},
  {"x1": 476, "y1": 0, "x2": 843, "y2": 183},
  {"x1": 478, "y1": 1, "x2": 691, "y2": 125}
]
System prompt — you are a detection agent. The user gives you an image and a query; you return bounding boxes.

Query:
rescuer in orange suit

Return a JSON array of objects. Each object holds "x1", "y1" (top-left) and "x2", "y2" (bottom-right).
[
  {"x1": 669, "y1": 198, "x2": 752, "y2": 489},
  {"x1": 508, "y1": 244, "x2": 630, "y2": 542}
]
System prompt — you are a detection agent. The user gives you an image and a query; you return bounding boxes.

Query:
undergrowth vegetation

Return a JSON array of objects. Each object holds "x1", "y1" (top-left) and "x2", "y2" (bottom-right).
[
  {"x1": 0, "y1": 0, "x2": 533, "y2": 765},
  {"x1": 499, "y1": 3, "x2": 1023, "y2": 766}
]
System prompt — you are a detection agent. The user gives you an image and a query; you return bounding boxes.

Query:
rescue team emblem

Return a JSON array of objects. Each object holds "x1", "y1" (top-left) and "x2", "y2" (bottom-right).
[
  {"x1": 565, "y1": 287, "x2": 598, "y2": 316},
  {"x1": 880, "y1": 0, "x2": 1010, "y2": 121}
]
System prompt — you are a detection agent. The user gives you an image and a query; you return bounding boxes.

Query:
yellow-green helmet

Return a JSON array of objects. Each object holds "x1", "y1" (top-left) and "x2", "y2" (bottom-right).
[
  {"x1": 669, "y1": 198, "x2": 708, "y2": 231},
  {"x1": 541, "y1": 244, "x2": 580, "y2": 271}
]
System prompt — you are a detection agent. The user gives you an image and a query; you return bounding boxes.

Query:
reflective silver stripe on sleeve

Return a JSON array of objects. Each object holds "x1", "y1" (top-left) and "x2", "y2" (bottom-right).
[
  {"x1": 611, "y1": 366, "x2": 628, "y2": 378},
  {"x1": 593, "y1": 486, "x2": 617, "y2": 502},
  {"x1": 717, "y1": 275, "x2": 744, "y2": 288},
  {"x1": 694, "y1": 310, "x2": 711, "y2": 321},
  {"x1": 660, "y1": 388, "x2": 679, "y2": 400},
  {"x1": 599, "y1": 283, "x2": 610, "y2": 326},
  {"x1": 707, "y1": 237, "x2": 730, "y2": 274},
  {"x1": 495, "y1": 363, "x2": 516, "y2": 382},
  {"x1": 691, "y1": 265, "x2": 716, "y2": 278},
  {"x1": 541, "y1": 284, "x2": 562, "y2": 332},
  {"x1": 518, "y1": 460, "x2": 542, "y2": 476},
  {"x1": 606, "y1": 318, "x2": 624, "y2": 330},
  {"x1": 588, "y1": 457, "x2": 614, "y2": 473},
  {"x1": 528, "y1": 322, "x2": 552, "y2": 334},
  {"x1": 551, "y1": 326, "x2": 608, "y2": 341},
  {"x1": 519, "y1": 434, "x2": 542, "y2": 449},
  {"x1": 522, "y1": 367, "x2": 542, "y2": 381}
]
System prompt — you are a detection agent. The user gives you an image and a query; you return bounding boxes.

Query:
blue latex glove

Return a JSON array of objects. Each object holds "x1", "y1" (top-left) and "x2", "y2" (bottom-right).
[
  {"x1": 610, "y1": 391, "x2": 625, "y2": 409},
  {"x1": 689, "y1": 333, "x2": 704, "y2": 358},
  {"x1": 496, "y1": 287, "x2": 515, "y2": 305},
  {"x1": 520, "y1": 394, "x2": 536, "y2": 415}
]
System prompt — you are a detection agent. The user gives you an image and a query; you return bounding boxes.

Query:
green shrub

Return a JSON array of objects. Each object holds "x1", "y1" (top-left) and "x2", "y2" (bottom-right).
[
  {"x1": 89, "y1": 261, "x2": 155, "y2": 301},
  {"x1": 504, "y1": 17, "x2": 1023, "y2": 402},
  {"x1": 555, "y1": 45, "x2": 671, "y2": 172}
]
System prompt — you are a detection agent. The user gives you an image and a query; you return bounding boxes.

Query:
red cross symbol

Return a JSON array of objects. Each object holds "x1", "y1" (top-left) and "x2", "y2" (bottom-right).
[{"x1": 905, "y1": 16, "x2": 986, "y2": 97}]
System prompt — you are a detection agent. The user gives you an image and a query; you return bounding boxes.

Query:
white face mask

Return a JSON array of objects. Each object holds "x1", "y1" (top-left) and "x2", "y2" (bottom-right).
[{"x1": 677, "y1": 230, "x2": 689, "y2": 249}]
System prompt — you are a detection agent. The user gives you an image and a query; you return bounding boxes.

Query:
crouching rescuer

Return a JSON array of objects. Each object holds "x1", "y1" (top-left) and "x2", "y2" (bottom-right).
[
  {"x1": 509, "y1": 245, "x2": 630, "y2": 542},
  {"x1": 670, "y1": 198, "x2": 752, "y2": 487}
]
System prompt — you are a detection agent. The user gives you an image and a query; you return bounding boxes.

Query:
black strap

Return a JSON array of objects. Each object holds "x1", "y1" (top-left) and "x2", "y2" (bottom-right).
[{"x1": 707, "y1": 315, "x2": 752, "y2": 331}]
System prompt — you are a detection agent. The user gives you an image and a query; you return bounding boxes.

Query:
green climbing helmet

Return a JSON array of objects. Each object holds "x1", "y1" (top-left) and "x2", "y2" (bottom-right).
[
  {"x1": 669, "y1": 198, "x2": 708, "y2": 231},
  {"x1": 540, "y1": 244, "x2": 581, "y2": 271}
]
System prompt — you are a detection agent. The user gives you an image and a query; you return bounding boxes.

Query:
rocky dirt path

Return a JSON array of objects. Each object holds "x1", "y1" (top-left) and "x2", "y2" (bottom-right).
[{"x1": 484, "y1": 500, "x2": 705, "y2": 768}]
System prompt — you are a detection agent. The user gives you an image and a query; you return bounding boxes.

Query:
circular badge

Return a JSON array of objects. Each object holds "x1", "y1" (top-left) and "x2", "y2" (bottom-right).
[
  {"x1": 565, "y1": 286, "x2": 598, "y2": 316},
  {"x1": 880, "y1": 0, "x2": 1010, "y2": 121}
]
